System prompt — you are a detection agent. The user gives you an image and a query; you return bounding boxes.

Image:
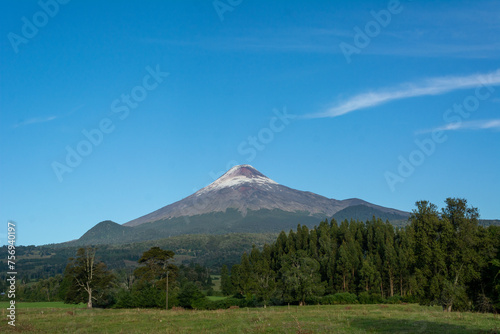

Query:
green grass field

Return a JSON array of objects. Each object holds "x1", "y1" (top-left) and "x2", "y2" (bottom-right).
[
  {"x1": 0, "y1": 301, "x2": 86, "y2": 309},
  {"x1": 1, "y1": 303, "x2": 499, "y2": 333}
]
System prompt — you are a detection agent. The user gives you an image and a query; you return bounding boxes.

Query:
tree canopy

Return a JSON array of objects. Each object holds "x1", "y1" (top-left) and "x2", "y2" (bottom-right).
[
  {"x1": 226, "y1": 198, "x2": 500, "y2": 312},
  {"x1": 62, "y1": 247, "x2": 115, "y2": 308}
]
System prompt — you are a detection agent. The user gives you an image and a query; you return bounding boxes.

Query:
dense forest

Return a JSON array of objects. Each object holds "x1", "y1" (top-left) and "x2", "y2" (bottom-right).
[{"x1": 223, "y1": 198, "x2": 500, "y2": 312}]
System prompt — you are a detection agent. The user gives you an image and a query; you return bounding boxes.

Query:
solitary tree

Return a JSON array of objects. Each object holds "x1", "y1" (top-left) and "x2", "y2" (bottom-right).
[
  {"x1": 135, "y1": 247, "x2": 177, "y2": 286},
  {"x1": 63, "y1": 247, "x2": 115, "y2": 308},
  {"x1": 134, "y1": 247, "x2": 177, "y2": 309}
]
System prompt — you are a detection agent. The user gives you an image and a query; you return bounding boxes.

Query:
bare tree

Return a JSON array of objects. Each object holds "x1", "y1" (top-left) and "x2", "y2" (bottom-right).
[{"x1": 63, "y1": 247, "x2": 115, "y2": 308}]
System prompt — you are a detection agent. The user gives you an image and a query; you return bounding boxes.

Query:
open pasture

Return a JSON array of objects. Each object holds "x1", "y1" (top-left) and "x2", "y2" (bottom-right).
[{"x1": 2, "y1": 303, "x2": 499, "y2": 333}]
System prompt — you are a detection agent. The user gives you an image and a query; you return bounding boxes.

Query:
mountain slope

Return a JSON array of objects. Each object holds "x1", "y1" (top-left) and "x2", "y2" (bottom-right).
[
  {"x1": 125, "y1": 165, "x2": 408, "y2": 227},
  {"x1": 68, "y1": 164, "x2": 410, "y2": 246}
]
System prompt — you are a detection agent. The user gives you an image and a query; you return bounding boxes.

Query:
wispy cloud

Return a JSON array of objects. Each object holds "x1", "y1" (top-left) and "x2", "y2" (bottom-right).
[
  {"x1": 13, "y1": 104, "x2": 85, "y2": 128},
  {"x1": 304, "y1": 69, "x2": 500, "y2": 119},
  {"x1": 13, "y1": 115, "x2": 58, "y2": 128},
  {"x1": 420, "y1": 119, "x2": 500, "y2": 133}
]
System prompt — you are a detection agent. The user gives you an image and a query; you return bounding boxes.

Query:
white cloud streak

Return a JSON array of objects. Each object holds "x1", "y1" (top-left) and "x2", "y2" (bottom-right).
[
  {"x1": 13, "y1": 104, "x2": 85, "y2": 128},
  {"x1": 422, "y1": 119, "x2": 500, "y2": 133},
  {"x1": 13, "y1": 115, "x2": 57, "y2": 128},
  {"x1": 305, "y1": 69, "x2": 500, "y2": 119}
]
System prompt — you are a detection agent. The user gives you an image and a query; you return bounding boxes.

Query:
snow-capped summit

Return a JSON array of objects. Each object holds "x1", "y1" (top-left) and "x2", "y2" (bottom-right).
[{"x1": 195, "y1": 165, "x2": 278, "y2": 196}]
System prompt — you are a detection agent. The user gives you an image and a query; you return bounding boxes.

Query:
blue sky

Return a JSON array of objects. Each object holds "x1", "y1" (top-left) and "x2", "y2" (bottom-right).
[{"x1": 1, "y1": 0, "x2": 499, "y2": 246}]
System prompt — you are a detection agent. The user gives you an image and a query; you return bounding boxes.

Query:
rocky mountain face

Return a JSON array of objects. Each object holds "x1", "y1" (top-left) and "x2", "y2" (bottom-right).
[{"x1": 124, "y1": 165, "x2": 408, "y2": 227}]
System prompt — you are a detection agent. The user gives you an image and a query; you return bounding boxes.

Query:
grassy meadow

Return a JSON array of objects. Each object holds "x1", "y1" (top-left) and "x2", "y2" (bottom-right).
[{"x1": 1, "y1": 302, "x2": 499, "y2": 333}]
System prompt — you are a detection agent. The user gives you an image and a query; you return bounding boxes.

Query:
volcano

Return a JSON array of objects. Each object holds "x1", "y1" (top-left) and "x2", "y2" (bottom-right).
[{"x1": 124, "y1": 165, "x2": 408, "y2": 227}]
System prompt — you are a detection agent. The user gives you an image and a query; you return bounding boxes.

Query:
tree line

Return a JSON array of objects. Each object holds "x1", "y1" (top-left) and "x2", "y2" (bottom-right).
[
  {"x1": 5, "y1": 197, "x2": 499, "y2": 313},
  {"x1": 0, "y1": 232, "x2": 277, "y2": 285},
  {"x1": 221, "y1": 198, "x2": 500, "y2": 312},
  {"x1": 6, "y1": 247, "x2": 214, "y2": 309}
]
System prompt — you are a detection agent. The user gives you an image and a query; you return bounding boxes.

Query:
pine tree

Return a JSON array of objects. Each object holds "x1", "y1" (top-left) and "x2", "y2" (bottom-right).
[
  {"x1": 359, "y1": 254, "x2": 380, "y2": 293},
  {"x1": 134, "y1": 247, "x2": 177, "y2": 290},
  {"x1": 383, "y1": 226, "x2": 397, "y2": 297},
  {"x1": 440, "y1": 198, "x2": 483, "y2": 311},
  {"x1": 337, "y1": 241, "x2": 352, "y2": 292},
  {"x1": 220, "y1": 265, "x2": 233, "y2": 296},
  {"x1": 251, "y1": 245, "x2": 277, "y2": 306}
]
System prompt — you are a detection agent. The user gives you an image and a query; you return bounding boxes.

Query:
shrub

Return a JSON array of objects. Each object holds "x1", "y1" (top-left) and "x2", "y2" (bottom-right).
[
  {"x1": 232, "y1": 292, "x2": 245, "y2": 299},
  {"x1": 386, "y1": 295, "x2": 403, "y2": 304},
  {"x1": 305, "y1": 295, "x2": 321, "y2": 305},
  {"x1": 191, "y1": 297, "x2": 212, "y2": 310},
  {"x1": 358, "y1": 292, "x2": 384, "y2": 304},
  {"x1": 401, "y1": 294, "x2": 418, "y2": 303},
  {"x1": 131, "y1": 284, "x2": 165, "y2": 308},
  {"x1": 178, "y1": 282, "x2": 205, "y2": 309},
  {"x1": 321, "y1": 293, "x2": 358, "y2": 305},
  {"x1": 113, "y1": 289, "x2": 134, "y2": 308}
]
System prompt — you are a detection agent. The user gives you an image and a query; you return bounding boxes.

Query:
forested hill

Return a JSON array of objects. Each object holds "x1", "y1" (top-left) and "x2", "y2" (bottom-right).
[
  {"x1": 0, "y1": 233, "x2": 278, "y2": 282},
  {"x1": 65, "y1": 206, "x2": 411, "y2": 247},
  {"x1": 225, "y1": 198, "x2": 500, "y2": 312}
]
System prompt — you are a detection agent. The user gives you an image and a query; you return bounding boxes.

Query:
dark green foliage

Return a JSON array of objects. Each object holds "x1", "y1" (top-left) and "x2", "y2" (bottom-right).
[
  {"x1": 62, "y1": 247, "x2": 115, "y2": 308},
  {"x1": 114, "y1": 289, "x2": 135, "y2": 309},
  {"x1": 358, "y1": 292, "x2": 383, "y2": 304},
  {"x1": 16, "y1": 275, "x2": 64, "y2": 302},
  {"x1": 321, "y1": 293, "x2": 358, "y2": 305},
  {"x1": 220, "y1": 265, "x2": 233, "y2": 296},
  {"x1": 332, "y1": 205, "x2": 409, "y2": 226},
  {"x1": 76, "y1": 220, "x2": 135, "y2": 245},
  {"x1": 385, "y1": 295, "x2": 403, "y2": 304},
  {"x1": 121, "y1": 247, "x2": 179, "y2": 309},
  {"x1": 191, "y1": 297, "x2": 254, "y2": 310},
  {"x1": 177, "y1": 262, "x2": 213, "y2": 291},
  {"x1": 114, "y1": 282, "x2": 177, "y2": 309},
  {"x1": 134, "y1": 247, "x2": 177, "y2": 288},
  {"x1": 229, "y1": 198, "x2": 500, "y2": 312},
  {"x1": 177, "y1": 282, "x2": 205, "y2": 308},
  {"x1": 69, "y1": 209, "x2": 325, "y2": 246},
  {"x1": 280, "y1": 250, "x2": 325, "y2": 305},
  {"x1": 0, "y1": 233, "x2": 279, "y2": 284}
]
